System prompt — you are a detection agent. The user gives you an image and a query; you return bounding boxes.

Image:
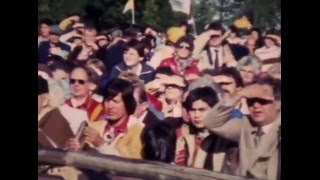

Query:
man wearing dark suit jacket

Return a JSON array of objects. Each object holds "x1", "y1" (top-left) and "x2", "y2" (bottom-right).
[{"x1": 204, "y1": 76, "x2": 281, "y2": 180}]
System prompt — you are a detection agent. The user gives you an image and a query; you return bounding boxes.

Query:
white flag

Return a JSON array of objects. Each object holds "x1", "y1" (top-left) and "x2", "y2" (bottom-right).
[
  {"x1": 123, "y1": 0, "x2": 134, "y2": 14},
  {"x1": 169, "y1": 0, "x2": 191, "y2": 15}
]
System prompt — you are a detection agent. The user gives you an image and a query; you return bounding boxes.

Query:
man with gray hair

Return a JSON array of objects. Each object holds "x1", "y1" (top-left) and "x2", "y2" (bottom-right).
[{"x1": 237, "y1": 55, "x2": 262, "y2": 86}]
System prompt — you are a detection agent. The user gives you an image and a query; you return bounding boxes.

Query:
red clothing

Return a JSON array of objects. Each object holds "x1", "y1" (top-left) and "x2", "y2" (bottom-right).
[
  {"x1": 174, "y1": 127, "x2": 188, "y2": 166},
  {"x1": 159, "y1": 56, "x2": 201, "y2": 76},
  {"x1": 103, "y1": 117, "x2": 129, "y2": 144},
  {"x1": 65, "y1": 95, "x2": 105, "y2": 122},
  {"x1": 147, "y1": 93, "x2": 163, "y2": 111}
]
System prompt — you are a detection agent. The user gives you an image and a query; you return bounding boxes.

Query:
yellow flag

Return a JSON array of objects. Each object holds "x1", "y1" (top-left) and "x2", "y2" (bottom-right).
[
  {"x1": 234, "y1": 16, "x2": 253, "y2": 29},
  {"x1": 123, "y1": 0, "x2": 134, "y2": 13}
]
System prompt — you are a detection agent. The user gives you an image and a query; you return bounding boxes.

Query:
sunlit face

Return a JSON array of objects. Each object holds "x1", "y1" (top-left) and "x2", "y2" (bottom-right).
[
  {"x1": 176, "y1": 42, "x2": 192, "y2": 59},
  {"x1": 83, "y1": 29, "x2": 97, "y2": 45},
  {"x1": 104, "y1": 93, "x2": 128, "y2": 122},
  {"x1": 264, "y1": 38, "x2": 276, "y2": 48},
  {"x1": 240, "y1": 66, "x2": 256, "y2": 85},
  {"x1": 208, "y1": 30, "x2": 223, "y2": 47},
  {"x1": 123, "y1": 48, "x2": 143, "y2": 67},
  {"x1": 70, "y1": 68, "x2": 92, "y2": 98},
  {"x1": 247, "y1": 84, "x2": 280, "y2": 126},
  {"x1": 188, "y1": 99, "x2": 211, "y2": 128},
  {"x1": 40, "y1": 24, "x2": 50, "y2": 37}
]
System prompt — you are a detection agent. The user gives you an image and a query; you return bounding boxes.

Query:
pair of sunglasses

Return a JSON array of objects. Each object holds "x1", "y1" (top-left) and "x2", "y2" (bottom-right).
[
  {"x1": 70, "y1": 78, "x2": 88, "y2": 85},
  {"x1": 246, "y1": 98, "x2": 274, "y2": 107},
  {"x1": 178, "y1": 45, "x2": 191, "y2": 50}
]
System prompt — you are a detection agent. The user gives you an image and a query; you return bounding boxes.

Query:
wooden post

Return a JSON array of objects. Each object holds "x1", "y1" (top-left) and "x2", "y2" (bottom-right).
[{"x1": 38, "y1": 148, "x2": 252, "y2": 180}]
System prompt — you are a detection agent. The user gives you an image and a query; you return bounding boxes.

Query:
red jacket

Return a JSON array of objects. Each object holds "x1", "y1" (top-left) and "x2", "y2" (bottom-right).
[
  {"x1": 159, "y1": 56, "x2": 201, "y2": 76},
  {"x1": 65, "y1": 95, "x2": 105, "y2": 122}
]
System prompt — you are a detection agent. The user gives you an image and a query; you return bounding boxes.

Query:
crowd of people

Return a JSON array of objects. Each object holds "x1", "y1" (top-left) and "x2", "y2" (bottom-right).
[{"x1": 38, "y1": 14, "x2": 281, "y2": 180}]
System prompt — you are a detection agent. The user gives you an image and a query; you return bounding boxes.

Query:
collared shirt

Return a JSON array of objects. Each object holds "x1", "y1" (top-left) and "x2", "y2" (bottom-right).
[
  {"x1": 209, "y1": 46, "x2": 224, "y2": 68},
  {"x1": 65, "y1": 95, "x2": 105, "y2": 122},
  {"x1": 103, "y1": 117, "x2": 129, "y2": 144}
]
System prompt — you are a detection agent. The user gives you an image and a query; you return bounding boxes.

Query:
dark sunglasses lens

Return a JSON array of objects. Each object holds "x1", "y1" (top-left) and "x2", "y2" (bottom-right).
[
  {"x1": 70, "y1": 79, "x2": 76, "y2": 84},
  {"x1": 78, "y1": 80, "x2": 85, "y2": 85},
  {"x1": 70, "y1": 79, "x2": 85, "y2": 85},
  {"x1": 247, "y1": 98, "x2": 272, "y2": 107}
]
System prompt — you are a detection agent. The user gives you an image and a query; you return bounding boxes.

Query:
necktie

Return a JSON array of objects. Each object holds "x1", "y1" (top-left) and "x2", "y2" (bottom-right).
[{"x1": 253, "y1": 127, "x2": 264, "y2": 148}]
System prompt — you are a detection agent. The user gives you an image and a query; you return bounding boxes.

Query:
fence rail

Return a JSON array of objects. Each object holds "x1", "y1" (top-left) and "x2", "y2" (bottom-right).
[{"x1": 38, "y1": 148, "x2": 251, "y2": 180}]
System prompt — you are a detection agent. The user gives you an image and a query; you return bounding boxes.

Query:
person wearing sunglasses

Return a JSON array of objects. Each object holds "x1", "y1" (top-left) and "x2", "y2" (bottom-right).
[
  {"x1": 65, "y1": 66, "x2": 105, "y2": 122},
  {"x1": 159, "y1": 35, "x2": 201, "y2": 77},
  {"x1": 204, "y1": 76, "x2": 281, "y2": 180},
  {"x1": 159, "y1": 75, "x2": 187, "y2": 118}
]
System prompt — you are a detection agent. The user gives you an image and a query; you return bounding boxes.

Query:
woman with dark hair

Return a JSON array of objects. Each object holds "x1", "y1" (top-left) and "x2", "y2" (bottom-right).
[
  {"x1": 248, "y1": 27, "x2": 264, "y2": 48},
  {"x1": 226, "y1": 25, "x2": 242, "y2": 45},
  {"x1": 159, "y1": 35, "x2": 201, "y2": 77},
  {"x1": 109, "y1": 39, "x2": 155, "y2": 83}
]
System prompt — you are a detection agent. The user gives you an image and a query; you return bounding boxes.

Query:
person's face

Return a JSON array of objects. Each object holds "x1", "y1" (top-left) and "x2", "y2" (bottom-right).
[
  {"x1": 40, "y1": 24, "x2": 51, "y2": 37},
  {"x1": 250, "y1": 31, "x2": 259, "y2": 40},
  {"x1": 188, "y1": 99, "x2": 211, "y2": 129},
  {"x1": 264, "y1": 38, "x2": 276, "y2": 48},
  {"x1": 69, "y1": 68, "x2": 93, "y2": 98},
  {"x1": 52, "y1": 69, "x2": 69, "y2": 81},
  {"x1": 98, "y1": 39, "x2": 108, "y2": 47},
  {"x1": 246, "y1": 38, "x2": 256, "y2": 53},
  {"x1": 230, "y1": 32, "x2": 237, "y2": 38},
  {"x1": 240, "y1": 66, "x2": 256, "y2": 85},
  {"x1": 247, "y1": 84, "x2": 280, "y2": 126},
  {"x1": 176, "y1": 42, "x2": 192, "y2": 59},
  {"x1": 49, "y1": 34, "x2": 59, "y2": 44},
  {"x1": 213, "y1": 75, "x2": 238, "y2": 97},
  {"x1": 144, "y1": 48, "x2": 150, "y2": 56},
  {"x1": 38, "y1": 94, "x2": 49, "y2": 115},
  {"x1": 124, "y1": 48, "x2": 143, "y2": 67},
  {"x1": 208, "y1": 30, "x2": 223, "y2": 47},
  {"x1": 83, "y1": 29, "x2": 97, "y2": 45},
  {"x1": 165, "y1": 84, "x2": 184, "y2": 101},
  {"x1": 104, "y1": 93, "x2": 128, "y2": 122},
  {"x1": 74, "y1": 38, "x2": 83, "y2": 46}
]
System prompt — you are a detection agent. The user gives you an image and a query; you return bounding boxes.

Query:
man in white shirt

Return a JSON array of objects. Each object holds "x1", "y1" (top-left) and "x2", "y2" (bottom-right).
[{"x1": 193, "y1": 22, "x2": 231, "y2": 72}]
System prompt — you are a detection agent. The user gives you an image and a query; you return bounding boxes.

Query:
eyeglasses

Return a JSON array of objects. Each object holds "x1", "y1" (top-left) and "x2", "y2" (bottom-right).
[
  {"x1": 178, "y1": 45, "x2": 191, "y2": 51},
  {"x1": 246, "y1": 98, "x2": 274, "y2": 107},
  {"x1": 70, "y1": 78, "x2": 87, "y2": 85}
]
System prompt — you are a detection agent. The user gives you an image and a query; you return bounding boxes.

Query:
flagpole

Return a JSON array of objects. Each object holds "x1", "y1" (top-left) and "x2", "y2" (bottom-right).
[
  {"x1": 192, "y1": 18, "x2": 197, "y2": 36},
  {"x1": 132, "y1": 0, "x2": 135, "y2": 24}
]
